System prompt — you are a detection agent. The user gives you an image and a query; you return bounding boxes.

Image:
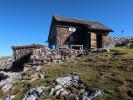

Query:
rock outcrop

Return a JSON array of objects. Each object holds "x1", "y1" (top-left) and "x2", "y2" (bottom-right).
[
  {"x1": 0, "y1": 56, "x2": 13, "y2": 70},
  {"x1": 23, "y1": 86, "x2": 45, "y2": 100}
]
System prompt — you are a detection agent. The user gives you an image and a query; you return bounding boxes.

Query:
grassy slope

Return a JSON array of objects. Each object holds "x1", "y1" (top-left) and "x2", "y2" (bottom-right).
[
  {"x1": 0, "y1": 47, "x2": 133, "y2": 100},
  {"x1": 42, "y1": 47, "x2": 133, "y2": 100}
]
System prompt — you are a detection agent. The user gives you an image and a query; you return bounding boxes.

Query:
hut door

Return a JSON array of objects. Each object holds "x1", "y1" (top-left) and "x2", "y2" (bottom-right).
[{"x1": 97, "y1": 34, "x2": 102, "y2": 48}]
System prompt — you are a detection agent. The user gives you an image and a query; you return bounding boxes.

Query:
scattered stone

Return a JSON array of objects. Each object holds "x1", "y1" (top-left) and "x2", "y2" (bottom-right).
[
  {"x1": 23, "y1": 67, "x2": 30, "y2": 72},
  {"x1": 91, "y1": 48, "x2": 108, "y2": 53},
  {"x1": 23, "y1": 95, "x2": 36, "y2": 100},
  {"x1": 36, "y1": 66, "x2": 42, "y2": 71},
  {"x1": 81, "y1": 89, "x2": 102, "y2": 100},
  {"x1": 29, "y1": 47, "x2": 52, "y2": 65},
  {"x1": 39, "y1": 73, "x2": 44, "y2": 79},
  {"x1": 0, "y1": 71, "x2": 22, "y2": 87},
  {"x1": 60, "y1": 90, "x2": 70, "y2": 96},
  {"x1": 55, "y1": 74, "x2": 79, "y2": 87},
  {"x1": 30, "y1": 73, "x2": 39, "y2": 82},
  {"x1": 5, "y1": 95, "x2": 15, "y2": 100},
  {"x1": 0, "y1": 56, "x2": 13, "y2": 70},
  {"x1": 49, "y1": 74, "x2": 103, "y2": 99},
  {"x1": 50, "y1": 85, "x2": 70, "y2": 97},
  {"x1": 1, "y1": 83, "x2": 12, "y2": 92},
  {"x1": 0, "y1": 73, "x2": 8, "y2": 81}
]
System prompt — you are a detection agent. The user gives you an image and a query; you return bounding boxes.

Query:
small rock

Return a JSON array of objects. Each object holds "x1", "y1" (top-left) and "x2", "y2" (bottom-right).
[
  {"x1": 82, "y1": 89, "x2": 102, "y2": 100},
  {"x1": 23, "y1": 67, "x2": 30, "y2": 72},
  {"x1": 54, "y1": 85, "x2": 62, "y2": 90},
  {"x1": 23, "y1": 95, "x2": 37, "y2": 100},
  {"x1": 30, "y1": 73, "x2": 39, "y2": 82},
  {"x1": 1, "y1": 83, "x2": 12, "y2": 92},
  {"x1": 5, "y1": 95, "x2": 15, "y2": 100},
  {"x1": 36, "y1": 66, "x2": 42, "y2": 71},
  {"x1": 49, "y1": 88, "x2": 54, "y2": 96},
  {"x1": 60, "y1": 90, "x2": 70, "y2": 96},
  {"x1": 39, "y1": 73, "x2": 44, "y2": 79},
  {"x1": 55, "y1": 74, "x2": 79, "y2": 87}
]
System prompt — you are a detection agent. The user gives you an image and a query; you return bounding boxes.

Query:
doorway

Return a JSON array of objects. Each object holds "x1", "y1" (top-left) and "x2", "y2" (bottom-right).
[{"x1": 97, "y1": 34, "x2": 103, "y2": 48}]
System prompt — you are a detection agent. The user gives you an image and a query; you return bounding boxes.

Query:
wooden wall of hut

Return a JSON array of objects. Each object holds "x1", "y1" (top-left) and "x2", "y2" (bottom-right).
[
  {"x1": 57, "y1": 26, "x2": 71, "y2": 48},
  {"x1": 50, "y1": 25, "x2": 109, "y2": 49}
]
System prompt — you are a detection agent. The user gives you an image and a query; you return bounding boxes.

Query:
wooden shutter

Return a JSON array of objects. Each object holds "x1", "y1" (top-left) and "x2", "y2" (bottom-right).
[{"x1": 91, "y1": 32, "x2": 97, "y2": 48}]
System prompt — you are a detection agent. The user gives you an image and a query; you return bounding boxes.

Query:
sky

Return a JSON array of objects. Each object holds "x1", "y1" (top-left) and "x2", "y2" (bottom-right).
[{"x1": 0, "y1": 0, "x2": 133, "y2": 56}]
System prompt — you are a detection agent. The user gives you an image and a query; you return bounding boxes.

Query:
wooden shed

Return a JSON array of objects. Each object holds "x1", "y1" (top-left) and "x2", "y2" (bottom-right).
[
  {"x1": 48, "y1": 16, "x2": 113, "y2": 50},
  {"x1": 12, "y1": 44, "x2": 44, "y2": 61}
]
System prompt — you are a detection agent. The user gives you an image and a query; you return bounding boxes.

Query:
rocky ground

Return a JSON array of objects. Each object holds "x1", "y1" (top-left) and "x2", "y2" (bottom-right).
[
  {"x1": 0, "y1": 65, "x2": 103, "y2": 100},
  {"x1": 0, "y1": 56, "x2": 13, "y2": 70},
  {"x1": 0, "y1": 47, "x2": 133, "y2": 100}
]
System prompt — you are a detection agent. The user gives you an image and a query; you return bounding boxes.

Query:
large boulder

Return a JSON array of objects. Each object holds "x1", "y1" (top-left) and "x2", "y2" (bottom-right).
[
  {"x1": 55, "y1": 74, "x2": 79, "y2": 87},
  {"x1": 23, "y1": 86, "x2": 45, "y2": 100},
  {"x1": 50, "y1": 74, "x2": 80, "y2": 97},
  {"x1": 50, "y1": 74, "x2": 103, "y2": 99}
]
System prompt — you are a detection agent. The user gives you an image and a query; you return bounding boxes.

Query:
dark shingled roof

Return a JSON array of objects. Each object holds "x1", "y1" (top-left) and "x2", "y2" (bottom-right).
[{"x1": 53, "y1": 16, "x2": 113, "y2": 32}]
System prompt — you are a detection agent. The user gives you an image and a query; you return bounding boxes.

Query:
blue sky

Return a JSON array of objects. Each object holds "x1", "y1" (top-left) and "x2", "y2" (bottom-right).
[{"x1": 0, "y1": 0, "x2": 133, "y2": 56}]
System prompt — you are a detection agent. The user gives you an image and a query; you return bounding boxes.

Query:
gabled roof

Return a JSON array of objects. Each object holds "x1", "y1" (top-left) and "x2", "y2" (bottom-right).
[{"x1": 53, "y1": 16, "x2": 113, "y2": 32}]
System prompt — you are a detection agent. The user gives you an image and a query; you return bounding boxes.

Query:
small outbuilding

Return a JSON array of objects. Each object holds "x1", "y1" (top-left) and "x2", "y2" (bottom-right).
[
  {"x1": 12, "y1": 44, "x2": 44, "y2": 61},
  {"x1": 48, "y1": 16, "x2": 113, "y2": 50}
]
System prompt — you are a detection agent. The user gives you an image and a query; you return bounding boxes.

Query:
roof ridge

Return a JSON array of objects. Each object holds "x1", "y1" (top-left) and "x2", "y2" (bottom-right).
[
  {"x1": 53, "y1": 15, "x2": 97, "y2": 22},
  {"x1": 53, "y1": 15, "x2": 113, "y2": 32}
]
